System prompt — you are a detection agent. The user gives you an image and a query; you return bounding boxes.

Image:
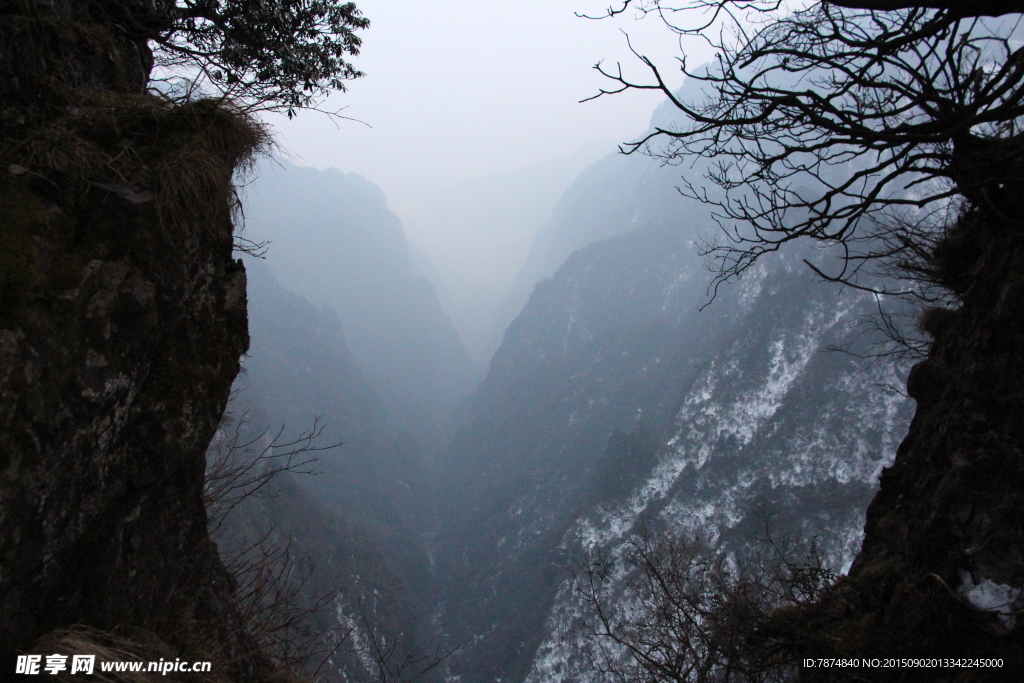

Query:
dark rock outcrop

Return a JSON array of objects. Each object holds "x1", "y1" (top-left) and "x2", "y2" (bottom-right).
[
  {"x1": 795, "y1": 184, "x2": 1024, "y2": 680},
  {"x1": 0, "y1": 0, "x2": 153, "y2": 109},
  {"x1": 0, "y1": 2, "x2": 269, "y2": 677},
  {"x1": 0, "y1": 170, "x2": 258, "y2": 674}
]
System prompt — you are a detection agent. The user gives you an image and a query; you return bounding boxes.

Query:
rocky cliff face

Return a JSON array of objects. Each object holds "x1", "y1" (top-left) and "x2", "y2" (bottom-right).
[
  {"x1": 0, "y1": 171, "x2": 256, "y2": 673},
  {"x1": 518, "y1": 243, "x2": 910, "y2": 682},
  {"x1": 433, "y1": 204, "x2": 913, "y2": 681},
  {"x1": 0, "y1": 2, "x2": 270, "y2": 677},
  {"x1": 792, "y1": 174, "x2": 1024, "y2": 678}
]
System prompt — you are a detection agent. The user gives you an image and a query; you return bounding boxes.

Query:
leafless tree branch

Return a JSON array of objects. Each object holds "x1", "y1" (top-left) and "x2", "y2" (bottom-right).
[
  {"x1": 585, "y1": 0, "x2": 1024, "y2": 304},
  {"x1": 204, "y1": 411, "x2": 339, "y2": 531},
  {"x1": 357, "y1": 606, "x2": 458, "y2": 683},
  {"x1": 570, "y1": 522, "x2": 833, "y2": 681}
]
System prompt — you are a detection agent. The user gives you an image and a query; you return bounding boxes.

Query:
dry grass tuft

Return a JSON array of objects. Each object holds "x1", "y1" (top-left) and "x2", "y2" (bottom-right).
[
  {"x1": 27, "y1": 625, "x2": 193, "y2": 682},
  {"x1": 0, "y1": 90, "x2": 272, "y2": 242}
]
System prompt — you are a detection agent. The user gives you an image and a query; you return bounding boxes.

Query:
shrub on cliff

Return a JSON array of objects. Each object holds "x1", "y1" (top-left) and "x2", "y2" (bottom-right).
[{"x1": 2, "y1": 0, "x2": 368, "y2": 117}]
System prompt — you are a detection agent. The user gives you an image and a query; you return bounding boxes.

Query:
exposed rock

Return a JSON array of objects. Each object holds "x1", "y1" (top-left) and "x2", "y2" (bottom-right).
[
  {"x1": 0, "y1": 2, "x2": 279, "y2": 675},
  {"x1": 796, "y1": 194, "x2": 1024, "y2": 680},
  {"x1": 0, "y1": 171, "x2": 257, "y2": 674},
  {"x1": 434, "y1": 215, "x2": 913, "y2": 681}
]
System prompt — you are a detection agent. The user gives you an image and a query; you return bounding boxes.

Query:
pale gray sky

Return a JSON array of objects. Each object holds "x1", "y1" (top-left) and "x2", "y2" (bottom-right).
[
  {"x1": 253, "y1": 1, "x2": 716, "y2": 360},
  {"x1": 260, "y1": 1, "x2": 710, "y2": 237}
]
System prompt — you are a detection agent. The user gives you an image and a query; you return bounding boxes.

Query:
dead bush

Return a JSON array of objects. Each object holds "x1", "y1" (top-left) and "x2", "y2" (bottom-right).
[
  {"x1": 204, "y1": 410, "x2": 347, "y2": 679},
  {"x1": 572, "y1": 525, "x2": 834, "y2": 682},
  {"x1": 204, "y1": 412, "x2": 335, "y2": 532}
]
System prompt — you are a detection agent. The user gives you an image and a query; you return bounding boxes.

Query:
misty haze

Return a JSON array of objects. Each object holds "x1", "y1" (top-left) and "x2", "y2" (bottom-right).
[
  {"x1": 5, "y1": 0, "x2": 1022, "y2": 681},
  {"x1": 226, "y1": 8, "x2": 918, "y2": 676},
  {"x1": 231, "y1": 113, "x2": 914, "y2": 679}
]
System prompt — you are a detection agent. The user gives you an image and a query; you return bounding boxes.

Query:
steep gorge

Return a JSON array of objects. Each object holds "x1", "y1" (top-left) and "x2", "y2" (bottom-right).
[
  {"x1": 5, "y1": 2, "x2": 1024, "y2": 679},
  {"x1": 429, "y1": 147, "x2": 915, "y2": 681}
]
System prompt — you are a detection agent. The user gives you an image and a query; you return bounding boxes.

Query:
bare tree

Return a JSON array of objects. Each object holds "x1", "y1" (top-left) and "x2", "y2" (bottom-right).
[
  {"x1": 576, "y1": 5, "x2": 1024, "y2": 669},
  {"x1": 571, "y1": 526, "x2": 833, "y2": 682},
  {"x1": 205, "y1": 412, "x2": 456, "y2": 682},
  {"x1": 203, "y1": 408, "x2": 350, "y2": 677},
  {"x1": 356, "y1": 608, "x2": 458, "y2": 683},
  {"x1": 223, "y1": 529, "x2": 353, "y2": 677},
  {"x1": 583, "y1": 0, "x2": 1024, "y2": 301},
  {"x1": 204, "y1": 411, "x2": 339, "y2": 531}
]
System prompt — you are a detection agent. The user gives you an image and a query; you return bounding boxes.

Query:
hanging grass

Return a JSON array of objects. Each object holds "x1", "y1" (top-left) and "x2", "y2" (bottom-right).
[{"x1": 1, "y1": 90, "x2": 272, "y2": 237}]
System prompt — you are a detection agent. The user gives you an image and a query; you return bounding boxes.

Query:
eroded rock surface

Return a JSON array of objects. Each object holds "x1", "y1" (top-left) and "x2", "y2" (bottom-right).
[
  {"x1": 796, "y1": 198, "x2": 1024, "y2": 681},
  {"x1": 0, "y1": 172, "x2": 256, "y2": 674}
]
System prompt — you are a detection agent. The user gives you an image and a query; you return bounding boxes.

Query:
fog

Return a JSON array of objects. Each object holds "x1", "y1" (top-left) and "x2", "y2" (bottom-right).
[
  {"x1": 226, "y1": 5, "x2": 921, "y2": 681},
  {"x1": 248, "y1": 0, "x2": 714, "y2": 363}
]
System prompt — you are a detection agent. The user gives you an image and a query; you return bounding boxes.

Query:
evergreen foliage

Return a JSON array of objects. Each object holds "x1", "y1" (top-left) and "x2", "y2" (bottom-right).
[{"x1": 84, "y1": 0, "x2": 369, "y2": 115}]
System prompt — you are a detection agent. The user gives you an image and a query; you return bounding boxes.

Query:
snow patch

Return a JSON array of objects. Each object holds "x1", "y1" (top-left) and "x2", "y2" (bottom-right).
[{"x1": 958, "y1": 571, "x2": 1022, "y2": 631}]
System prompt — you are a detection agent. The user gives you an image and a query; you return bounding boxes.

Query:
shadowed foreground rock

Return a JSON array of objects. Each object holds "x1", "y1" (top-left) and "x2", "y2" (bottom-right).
[
  {"x1": 0, "y1": 171, "x2": 259, "y2": 676},
  {"x1": 0, "y1": 2, "x2": 271, "y2": 678},
  {"x1": 787, "y1": 170, "x2": 1024, "y2": 682}
]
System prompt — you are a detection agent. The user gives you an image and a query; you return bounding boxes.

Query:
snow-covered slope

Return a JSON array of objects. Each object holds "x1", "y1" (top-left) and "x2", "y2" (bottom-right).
[
  {"x1": 525, "y1": 256, "x2": 910, "y2": 682},
  {"x1": 434, "y1": 181, "x2": 913, "y2": 683}
]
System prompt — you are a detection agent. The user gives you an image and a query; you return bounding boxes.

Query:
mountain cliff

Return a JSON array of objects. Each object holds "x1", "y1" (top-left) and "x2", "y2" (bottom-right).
[
  {"x1": 0, "y1": 2, "x2": 281, "y2": 677},
  {"x1": 0, "y1": 164, "x2": 260, "y2": 675},
  {"x1": 240, "y1": 162, "x2": 479, "y2": 453},
  {"x1": 432, "y1": 157, "x2": 913, "y2": 681},
  {"x1": 788, "y1": 148, "x2": 1024, "y2": 679}
]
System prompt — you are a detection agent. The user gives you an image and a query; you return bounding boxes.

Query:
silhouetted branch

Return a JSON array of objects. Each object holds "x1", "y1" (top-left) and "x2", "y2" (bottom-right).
[
  {"x1": 571, "y1": 522, "x2": 833, "y2": 681},
  {"x1": 357, "y1": 607, "x2": 458, "y2": 683},
  {"x1": 585, "y1": 0, "x2": 1024, "y2": 302},
  {"x1": 205, "y1": 411, "x2": 339, "y2": 531},
  {"x1": 223, "y1": 529, "x2": 353, "y2": 674}
]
